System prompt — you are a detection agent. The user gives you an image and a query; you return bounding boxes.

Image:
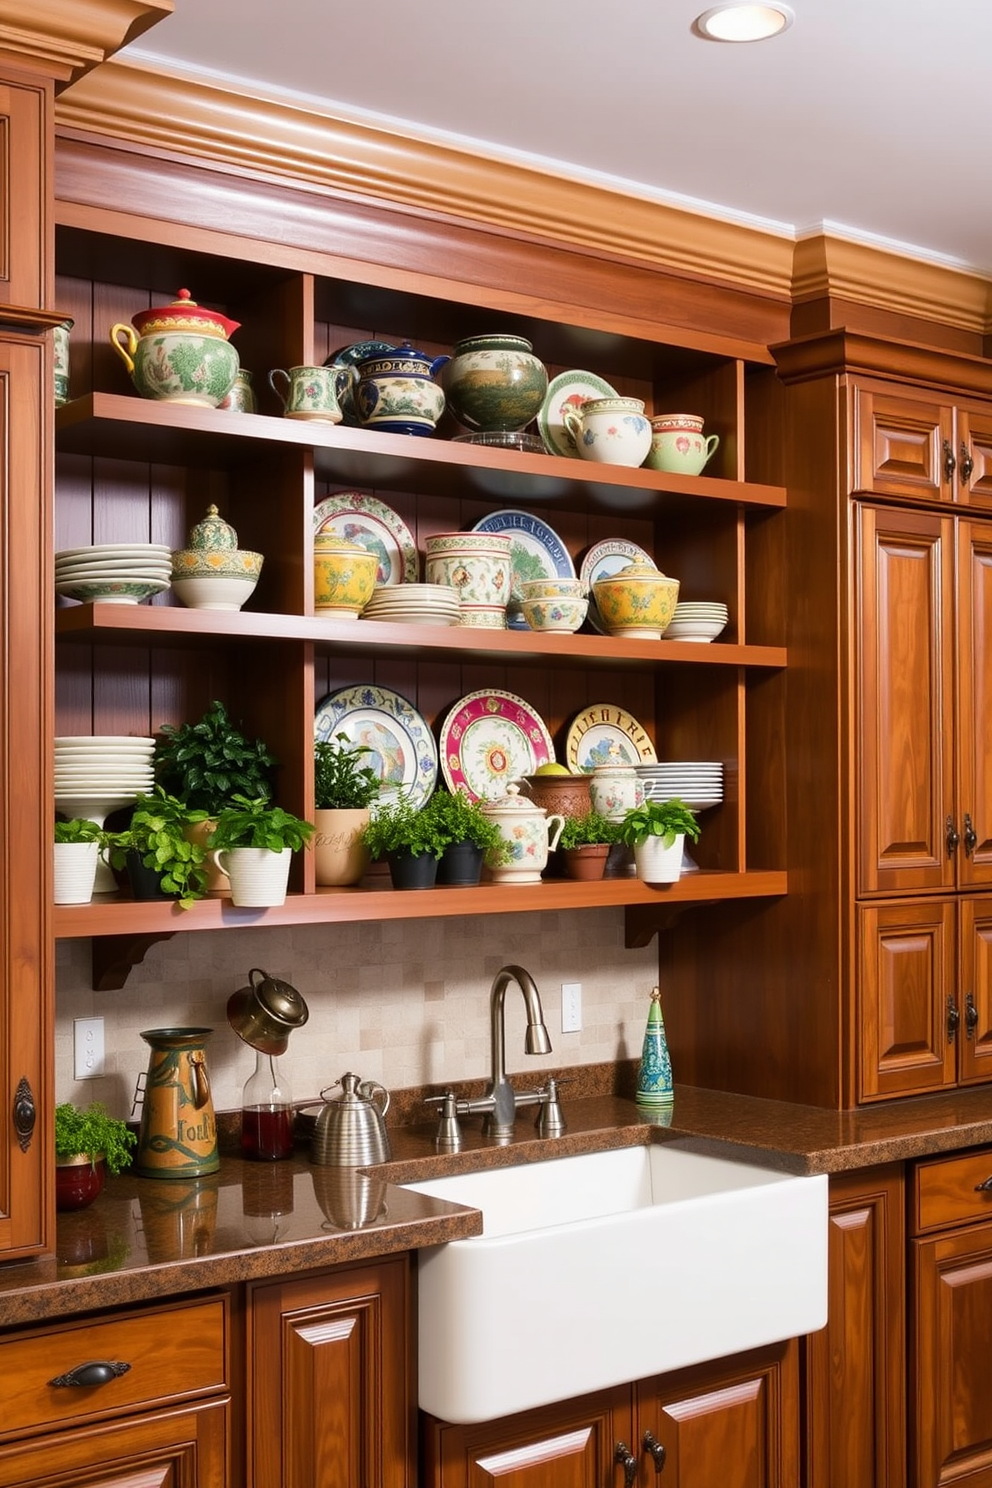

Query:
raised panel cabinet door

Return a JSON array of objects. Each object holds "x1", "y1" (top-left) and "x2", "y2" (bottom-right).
[
  {"x1": 423, "y1": 1386, "x2": 634, "y2": 1488},
  {"x1": 248, "y1": 1256, "x2": 413, "y2": 1488},
  {"x1": 0, "y1": 75, "x2": 50, "y2": 311},
  {"x1": 854, "y1": 386, "x2": 954, "y2": 503},
  {"x1": 953, "y1": 406, "x2": 992, "y2": 511},
  {"x1": 957, "y1": 898, "x2": 992, "y2": 1085},
  {"x1": 804, "y1": 1166, "x2": 906, "y2": 1488},
  {"x1": 0, "y1": 1399, "x2": 229, "y2": 1487},
  {"x1": 0, "y1": 336, "x2": 50, "y2": 1260},
  {"x1": 911, "y1": 1222, "x2": 992, "y2": 1488},
  {"x1": 635, "y1": 1342, "x2": 799, "y2": 1488},
  {"x1": 956, "y1": 518, "x2": 992, "y2": 886},
  {"x1": 857, "y1": 900, "x2": 957, "y2": 1101},
  {"x1": 856, "y1": 505, "x2": 955, "y2": 895}
]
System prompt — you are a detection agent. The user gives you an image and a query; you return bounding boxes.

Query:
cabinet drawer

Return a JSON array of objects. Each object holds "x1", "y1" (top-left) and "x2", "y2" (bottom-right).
[
  {"x1": 0, "y1": 1294, "x2": 228, "y2": 1441},
  {"x1": 913, "y1": 1148, "x2": 992, "y2": 1233}
]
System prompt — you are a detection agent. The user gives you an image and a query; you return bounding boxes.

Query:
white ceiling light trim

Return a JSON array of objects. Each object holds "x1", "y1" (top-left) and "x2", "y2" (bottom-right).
[{"x1": 693, "y1": 3, "x2": 794, "y2": 42}]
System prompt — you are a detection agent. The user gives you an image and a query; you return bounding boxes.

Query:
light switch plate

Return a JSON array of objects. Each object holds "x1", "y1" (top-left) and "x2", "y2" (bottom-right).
[
  {"x1": 561, "y1": 982, "x2": 582, "y2": 1033},
  {"x1": 74, "y1": 1017, "x2": 105, "y2": 1080}
]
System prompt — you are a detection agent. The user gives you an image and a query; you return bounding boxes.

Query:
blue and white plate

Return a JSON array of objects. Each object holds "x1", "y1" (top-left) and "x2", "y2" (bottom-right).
[
  {"x1": 472, "y1": 509, "x2": 575, "y2": 630},
  {"x1": 314, "y1": 684, "x2": 437, "y2": 810}
]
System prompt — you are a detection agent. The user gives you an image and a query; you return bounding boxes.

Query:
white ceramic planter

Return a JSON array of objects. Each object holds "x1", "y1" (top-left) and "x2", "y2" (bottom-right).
[
  {"x1": 210, "y1": 846, "x2": 292, "y2": 906},
  {"x1": 633, "y1": 833, "x2": 685, "y2": 885},
  {"x1": 53, "y1": 841, "x2": 100, "y2": 904}
]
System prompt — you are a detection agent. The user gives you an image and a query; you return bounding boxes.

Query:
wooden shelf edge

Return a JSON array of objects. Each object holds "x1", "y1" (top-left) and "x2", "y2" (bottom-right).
[{"x1": 54, "y1": 871, "x2": 788, "y2": 940}]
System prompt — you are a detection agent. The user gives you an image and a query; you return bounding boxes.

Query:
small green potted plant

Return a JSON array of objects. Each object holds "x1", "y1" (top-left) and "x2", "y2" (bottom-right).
[
  {"x1": 54, "y1": 1100, "x2": 137, "y2": 1211},
  {"x1": 106, "y1": 787, "x2": 210, "y2": 909},
  {"x1": 618, "y1": 798, "x2": 701, "y2": 885},
  {"x1": 313, "y1": 733, "x2": 381, "y2": 887},
  {"x1": 557, "y1": 809, "x2": 623, "y2": 881},
  {"x1": 207, "y1": 793, "x2": 315, "y2": 906},
  {"x1": 53, "y1": 817, "x2": 107, "y2": 905},
  {"x1": 362, "y1": 794, "x2": 447, "y2": 890},
  {"x1": 428, "y1": 788, "x2": 504, "y2": 887}
]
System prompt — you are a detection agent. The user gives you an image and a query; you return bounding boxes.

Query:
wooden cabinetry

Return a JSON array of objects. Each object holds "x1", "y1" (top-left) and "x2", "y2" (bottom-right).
[
  {"x1": 248, "y1": 1254, "x2": 413, "y2": 1488},
  {"x1": 423, "y1": 1342, "x2": 798, "y2": 1488},
  {"x1": 855, "y1": 381, "x2": 992, "y2": 510},
  {"x1": 910, "y1": 1146, "x2": 992, "y2": 1488},
  {"x1": 0, "y1": 1294, "x2": 230, "y2": 1486}
]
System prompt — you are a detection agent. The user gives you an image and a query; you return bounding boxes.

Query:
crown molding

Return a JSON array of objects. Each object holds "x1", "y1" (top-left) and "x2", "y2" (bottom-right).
[
  {"x1": 55, "y1": 60, "x2": 795, "y2": 300},
  {"x1": 0, "y1": 0, "x2": 171, "y2": 87},
  {"x1": 793, "y1": 232, "x2": 992, "y2": 336}
]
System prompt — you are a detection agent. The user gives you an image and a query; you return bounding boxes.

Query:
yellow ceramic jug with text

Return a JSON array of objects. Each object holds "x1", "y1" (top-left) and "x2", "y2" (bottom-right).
[{"x1": 135, "y1": 1027, "x2": 220, "y2": 1178}]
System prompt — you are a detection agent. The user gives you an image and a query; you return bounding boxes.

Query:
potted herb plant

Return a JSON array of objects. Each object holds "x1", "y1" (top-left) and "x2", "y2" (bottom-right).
[
  {"x1": 361, "y1": 795, "x2": 447, "y2": 890},
  {"x1": 313, "y1": 733, "x2": 381, "y2": 887},
  {"x1": 429, "y1": 788, "x2": 504, "y2": 886},
  {"x1": 54, "y1": 817, "x2": 107, "y2": 905},
  {"x1": 618, "y1": 798, "x2": 701, "y2": 885},
  {"x1": 154, "y1": 699, "x2": 278, "y2": 891},
  {"x1": 54, "y1": 1100, "x2": 137, "y2": 1211},
  {"x1": 106, "y1": 787, "x2": 211, "y2": 909},
  {"x1": 207, "y1": 794, "x2": 315, "y2": 906},
  {"x1": 557, "y1": 809, "x2": 623, "y2": 881}
]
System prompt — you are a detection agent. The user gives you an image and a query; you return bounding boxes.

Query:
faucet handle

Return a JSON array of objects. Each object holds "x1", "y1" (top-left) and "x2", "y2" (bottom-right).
[
  {"x1": 424, "y1": 1090, "x2": 464, "y2": 1152},
  {"x1": 535, "y1": 1075, "x2": 571, "y2": 1137}
]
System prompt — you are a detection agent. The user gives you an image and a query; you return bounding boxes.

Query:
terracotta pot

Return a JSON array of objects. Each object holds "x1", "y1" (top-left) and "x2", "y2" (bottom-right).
[
  {"x1": 313, "y1": 807, "x2": 371, "y2": 886},
  {"x1": 562, "y1": 844, "x2": 610, "y2": 881},
  {"x1": 55, "y1": 1154, "x2": 106, "y2": 1212},
  {"x1": 518, "y1": 772, "x2": 592, "y2": 819}
]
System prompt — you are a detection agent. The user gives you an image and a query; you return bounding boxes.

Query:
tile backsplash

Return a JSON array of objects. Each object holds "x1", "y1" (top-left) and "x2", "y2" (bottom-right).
[{"x1": 56, "y1": 910, "x2": 658, "y2": 1119}]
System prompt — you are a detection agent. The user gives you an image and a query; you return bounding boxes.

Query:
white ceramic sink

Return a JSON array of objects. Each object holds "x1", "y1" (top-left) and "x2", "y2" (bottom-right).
[{"x1": 402, "y1": 1141, "x2": 828, "y2": 1424}]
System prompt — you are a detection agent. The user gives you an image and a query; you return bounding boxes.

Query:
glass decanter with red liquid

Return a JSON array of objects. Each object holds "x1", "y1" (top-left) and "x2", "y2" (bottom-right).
[{"x1": 241, "y1": 1049, "x2": 295, "y2": 1160}]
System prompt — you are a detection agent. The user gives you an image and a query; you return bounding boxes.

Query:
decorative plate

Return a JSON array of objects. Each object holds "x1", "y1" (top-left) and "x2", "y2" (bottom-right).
[
  {"x1": 538, "y1": 369, "x2": 620, "y2": 458},
  {"x1": 313, "y1": 492, "x2": 418, "y2": 585},
  {"x1": 580, "y1": 538, "x2": 655, "y2": 635},
  {"x1": 314, "y1": 684, "x2": 438, "y2": 809},
  {"x1": 471, "y1": 509, "x2": 575, "y2": 630},
  {"x1": 439, "y1": 689, "x2": 555, "y2": 801},
  {"x1": 323, "y1": 340, "x2": 395, "y2": 425},
  {"x1": 564, "y1": 703, "x2": 657, "y2": 772}
]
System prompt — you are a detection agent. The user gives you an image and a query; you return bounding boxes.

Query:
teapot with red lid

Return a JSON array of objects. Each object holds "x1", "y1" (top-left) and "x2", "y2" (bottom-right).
[{"x1": 109, "y1": 287, "x2": 240, "y2": 408}]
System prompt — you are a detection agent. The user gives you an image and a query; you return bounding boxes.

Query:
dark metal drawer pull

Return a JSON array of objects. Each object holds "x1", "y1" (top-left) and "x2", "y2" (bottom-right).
[
  {"x1": 643, "y1": 1430, "x2": 668, "y2": 1471},
  {"x1": 49, "y1": 1360, "x2": 131, "y2": 1388},
  {"x1": 974, "y1": 1176, "x2": 992, "y2": 1193},
  {"x1": 615, "y1": 1442, "x2": 637, "y2": 1488}
]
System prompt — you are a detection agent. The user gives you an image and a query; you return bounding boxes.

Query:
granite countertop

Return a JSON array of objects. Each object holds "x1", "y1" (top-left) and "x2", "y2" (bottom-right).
[{"x1": 4, "y1": 1081, "x2": 992, "y2": 1327}]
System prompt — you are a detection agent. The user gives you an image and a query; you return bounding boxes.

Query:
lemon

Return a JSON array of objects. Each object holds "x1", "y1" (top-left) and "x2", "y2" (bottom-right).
[{"x1": 534, "y1": 762, "x2": 570, "y2": 776}]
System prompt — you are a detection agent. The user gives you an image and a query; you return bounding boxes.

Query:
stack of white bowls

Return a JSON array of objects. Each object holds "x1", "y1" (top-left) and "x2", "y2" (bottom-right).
[
  {"x1": 634, "y1": 760, "x2": 723, "y2": 812},
  {"x1": 55, "y1": 736, "x2": 156, "y2": 891},
  {"x1": 663, "y1": 601, "x2": 729, "y2": 642},
  {"x1": 362, "y1": 583, "x2": 461, "y2": 627},
  {"x1": 55, "y1": 544, "x2": 173, "y2": 605}
]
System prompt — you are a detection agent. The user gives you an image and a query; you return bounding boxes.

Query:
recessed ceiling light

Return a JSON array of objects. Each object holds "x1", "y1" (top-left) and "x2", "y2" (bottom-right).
[{"x1": 693, "y1": 3, "x2": 794, "y2": 42}]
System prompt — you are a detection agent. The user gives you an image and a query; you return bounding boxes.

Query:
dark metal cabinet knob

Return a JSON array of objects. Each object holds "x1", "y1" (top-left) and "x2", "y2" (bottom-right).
[{"x1": 13, "y1": 1076, "x2": 35, "y2": 1153}]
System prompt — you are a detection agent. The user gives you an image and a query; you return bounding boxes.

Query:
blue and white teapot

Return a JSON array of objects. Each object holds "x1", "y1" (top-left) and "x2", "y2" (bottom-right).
[{"x1": 351, "y1": 342, "x2": 450, "y2": 436}]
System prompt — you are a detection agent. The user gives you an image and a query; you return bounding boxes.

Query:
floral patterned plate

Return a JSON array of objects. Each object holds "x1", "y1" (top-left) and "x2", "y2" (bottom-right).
[
  {"x1": 313, "y1": 492, "x2": 418, "y2": 585},
  {"x1": 314, "y1": 684, "x2": 437, "y2": 809},
  {"x1": 564, "y1": 703, "x2": 657, "y2": 772},
  {"x1": 580, "y1": 538, "x2": 655, "y2": 635},
  {"x1": 439, "y1": 689, "x2": 555, "y2": 801},
  {"x1": 471, "y1": 509, "x2": 575, "y2": 630}
]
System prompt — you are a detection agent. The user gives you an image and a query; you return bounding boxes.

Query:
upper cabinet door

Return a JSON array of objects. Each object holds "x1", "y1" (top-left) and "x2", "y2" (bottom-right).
[
  {"x1": 856, "y1": 504, "x2": 956, "y2": 896},
  {"x1": 0, "y1": 76, "x2": 50, "y2": 311},
  {"x1": 952, "y1": 406, "x2": 992, "y2": 511},
  {"x1": 957, "y1": 518, "x2": 992, "y2": 887},
  {"x1": 854, "y1": 386, "x2": 954, "y2": 504}
]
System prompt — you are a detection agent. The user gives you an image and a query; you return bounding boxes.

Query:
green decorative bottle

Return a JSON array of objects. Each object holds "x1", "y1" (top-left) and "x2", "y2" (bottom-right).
[{"x1": 636, "y1": 986, "x2": 674, "y2": 1113}]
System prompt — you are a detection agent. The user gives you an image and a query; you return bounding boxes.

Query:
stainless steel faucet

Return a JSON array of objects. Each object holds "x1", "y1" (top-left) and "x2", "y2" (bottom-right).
[{"x1": 484, "y1": 964, "x2": 552, "y2": 1136}]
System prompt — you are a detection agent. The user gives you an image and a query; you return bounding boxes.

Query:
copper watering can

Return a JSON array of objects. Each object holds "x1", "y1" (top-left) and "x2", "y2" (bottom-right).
[{"x1": 134, "y1": 1027, "x2": 220, "y2": 1178}]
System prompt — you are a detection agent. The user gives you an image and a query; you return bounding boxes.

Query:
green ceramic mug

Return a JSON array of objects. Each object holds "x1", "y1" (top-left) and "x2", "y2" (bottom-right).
[{"x1": 268, "y1": 364, "x2": 350, "y2": 422}]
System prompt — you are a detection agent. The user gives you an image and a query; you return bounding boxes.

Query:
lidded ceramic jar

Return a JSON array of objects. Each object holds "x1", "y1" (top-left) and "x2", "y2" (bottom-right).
[
  {"x1": 588, "y1": 760, "x2": 645, "y2": 821},
  {"x1": 592, "y1": 558, "x2": 680, "y2": 639},
  {"x1": 480, "y1": 783, "x2": 565, "y2": 884},
  {"x1": 170, "y1": 505, "x2": 264, "y2": 611},
  {"x1": 313, "y1": 536, "x2": 379, "y2": 618},
  {"x1": 109, "y1": 288, "x2": 240, "y2": 408},
  {"x1": 442, "y1": 333, "x2": 548, "y2": 433},
  {"x1": 352, "y1": 342, "x2": 450, "y2": 436}
]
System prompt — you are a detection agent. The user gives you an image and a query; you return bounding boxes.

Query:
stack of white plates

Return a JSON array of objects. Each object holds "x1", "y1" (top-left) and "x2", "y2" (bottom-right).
[
  {"x1": 663, "y1": 601, "x2": 729, "y2": 643},
  {"x1": 55, "y1": 544, "x2": 173, "y2": 605},
  {"x1": 635, "y1": 760, "x2": 723, "y2": 811},
  {"x1": 54, "y1": 735, "x2": 156, "y2": 806},
  {"x1": 362, "y1": 583, "x2": 461, "y2": 628}
]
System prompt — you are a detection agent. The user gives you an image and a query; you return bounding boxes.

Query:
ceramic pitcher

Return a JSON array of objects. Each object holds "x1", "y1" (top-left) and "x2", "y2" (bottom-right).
[
  {"x1": 135, "y1": 1027, "x2": 220, "y2": 1178},
  {"x1": 481, "y1": 784, "x2": 565, "y2": 884}
]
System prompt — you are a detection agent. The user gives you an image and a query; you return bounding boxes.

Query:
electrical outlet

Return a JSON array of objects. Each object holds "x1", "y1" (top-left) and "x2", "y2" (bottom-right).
[
  {"x1": 561, "y1": 982, "x2": 582, "y2": 1033},
  {"x1": 73, "y1": 1017, "x2": 105, "y2": 1080}
]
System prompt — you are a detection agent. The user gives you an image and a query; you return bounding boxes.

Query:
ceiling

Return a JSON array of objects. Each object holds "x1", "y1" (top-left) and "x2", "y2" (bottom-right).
[{"x1": 120, "y1": 0, "x2": 992, "y2": 278}]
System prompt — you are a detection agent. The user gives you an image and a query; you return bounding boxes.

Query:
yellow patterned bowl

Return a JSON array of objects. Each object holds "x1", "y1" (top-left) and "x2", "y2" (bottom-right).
[
  {"x1": 314, "y1": 538, "x2": 378, "y2": 618},
  {"x1": 592, "y1": 560, "x2": 679, "y2": 639}
]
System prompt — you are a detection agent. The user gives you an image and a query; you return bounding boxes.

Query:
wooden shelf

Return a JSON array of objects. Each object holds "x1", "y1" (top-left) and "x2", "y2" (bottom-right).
[
  {"x1": 54, "y1": 603, "x2": 787, "y2": 670},
  {"x1": 54, "y1": 870, "x2": 788, "y2": 940},
  {"x1": 55, "y1": 394, "x2": 787, "y2": 515}
]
